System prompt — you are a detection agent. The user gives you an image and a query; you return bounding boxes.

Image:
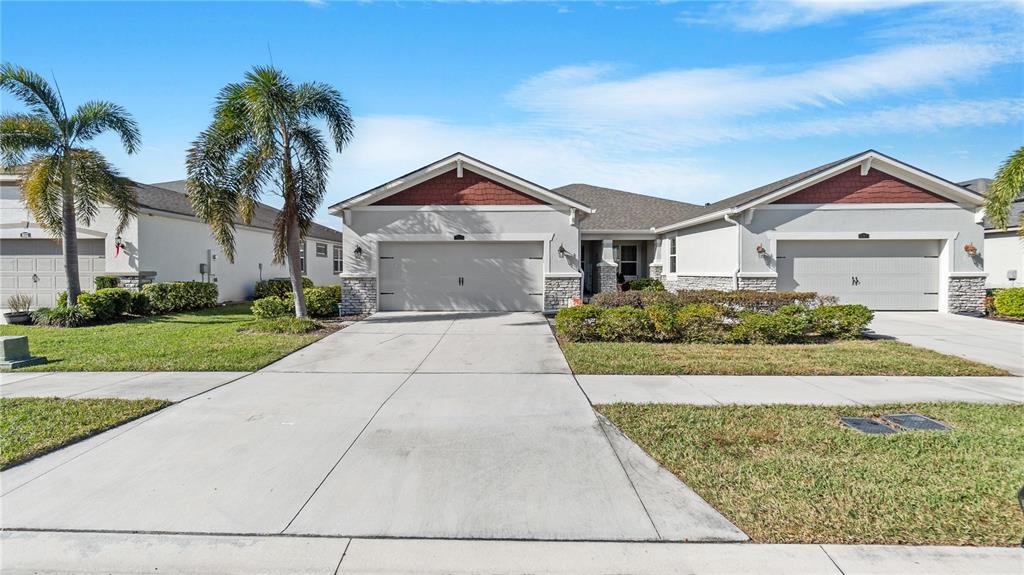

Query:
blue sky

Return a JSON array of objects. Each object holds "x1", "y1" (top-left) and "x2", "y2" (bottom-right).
[{"x1": 3, "y1": 1, "x2": 1022, "y2": 227}]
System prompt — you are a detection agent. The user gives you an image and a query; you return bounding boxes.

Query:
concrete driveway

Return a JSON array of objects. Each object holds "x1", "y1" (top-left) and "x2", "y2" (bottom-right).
[
  {"x1": 868, "y1": 312, "x2": 1024, "y2": 375},
  {"x1": 1, "y1": 312, "x2": 743, "y2": 542}
]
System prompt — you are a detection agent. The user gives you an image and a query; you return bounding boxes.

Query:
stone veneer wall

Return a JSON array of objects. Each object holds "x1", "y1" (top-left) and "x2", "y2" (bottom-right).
[
  {"x1": 947, "y1": 276, "x2": 986, "y2": 314},
  {"x1": 648, "y1": 264, "x2": 663, "y2": 283},
  {"x1": 340, "y1": 276, "x2": 377, "y2": 315},
  {"x1": 665, "y1": 275, "x2": 734, "y2": 292},
  {"x1": 595, "y1": 263, "x2": 618, "y2": 293},
  {"x1": 738, "y1": 276, "x2": 778, "y2": 291},
  {"x1": 116, "y1": 272, "x2": 156, "y2": 291},
  {"x1": 544, "y1": 277, "x2": 581, "y2": 311}
]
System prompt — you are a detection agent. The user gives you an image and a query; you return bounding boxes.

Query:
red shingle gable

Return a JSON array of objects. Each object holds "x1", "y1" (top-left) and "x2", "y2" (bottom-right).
[
  {"x1": 774, "y1": 167, "x2": 949, "y2": 204},
  {"x1": 371, "y1": 169, "x2": 547, "y2": 206}
]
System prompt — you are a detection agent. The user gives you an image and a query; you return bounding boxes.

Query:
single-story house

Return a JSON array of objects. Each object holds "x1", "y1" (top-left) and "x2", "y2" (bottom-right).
[
  {"x1": 331, "y1": 150, "x2": 988, "y2": 315},
  {"x1": 0, "y1": 175, "x2": 343, "y2": 307},
  {"x1": 960, "y1": 178, "x2": 1022, "y2": 289}
]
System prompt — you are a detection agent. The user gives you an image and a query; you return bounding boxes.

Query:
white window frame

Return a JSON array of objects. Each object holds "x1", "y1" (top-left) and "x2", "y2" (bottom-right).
[
  {"x1": 299, "y1": 242, "x2": 306, "y2": 274},
  {"x1": 315, "y1": 242, "x2": 328, "y2": 258},
  {"x1": 615, "y1": 243, "x2": 639, "y2": 279},
  {"x1": 333, "y1": 244, "x2": 343, "y2": 273},
  {"x1": 669, "y1": 237, "x2": 677, "y2": 274}
]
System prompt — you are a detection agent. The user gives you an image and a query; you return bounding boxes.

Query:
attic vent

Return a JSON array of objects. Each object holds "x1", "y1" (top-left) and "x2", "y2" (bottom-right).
[
  {"x1": 858, "y1": 233, "x2": 870, "y2": 239},
  {"x1": 453, "y1": 234, "x2": 465, "y2": 240}
]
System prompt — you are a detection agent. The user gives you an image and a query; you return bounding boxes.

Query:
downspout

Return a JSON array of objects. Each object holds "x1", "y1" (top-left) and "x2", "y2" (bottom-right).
[{"x1": 722, "y1": 212, "x2": 741, "y2": 290}]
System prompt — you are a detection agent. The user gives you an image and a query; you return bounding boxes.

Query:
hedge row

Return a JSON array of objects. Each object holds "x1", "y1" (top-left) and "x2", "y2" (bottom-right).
[
  {"x1": 591, "y1": 289, "x2": 836, "y2": 314},
  {"x1": 992, "y1": 288, "x2": 1024, "y2": 319},
  {"x1": 255, "y1": 277, "x2": 315, "y2": 299},
  {"x1": 37, "y1": 281, "x2": 218, "y2": 327},
  {"x1": 251, "y1": 285, "x2": 342, "y2": 319},
  {"x1": 556, "y1": 303, "x2": 873, "y2": 344}
]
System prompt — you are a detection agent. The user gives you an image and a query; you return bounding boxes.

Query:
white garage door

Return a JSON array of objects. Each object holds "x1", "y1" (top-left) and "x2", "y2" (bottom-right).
[
  {"x1": 777, "y1": 240, "x2": 939, "y2": 311},
  {"x1": 379, "y1": 242, "x2": 544, "y2": 311},
  {"x1": 0, "y1": 239, "x2": 106, "y2": 308}
]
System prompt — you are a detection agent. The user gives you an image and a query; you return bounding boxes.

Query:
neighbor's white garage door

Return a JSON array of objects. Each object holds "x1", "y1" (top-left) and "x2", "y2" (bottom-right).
[
  {"x1": 0, "y1": 239, "x2": 106, "y2": 308},
  {"x1": 777, "y1": 240, "x2": 939, "y2": 311},
  {"x1": 379, "y1": 242, "x2": 544, "y2": 311}
]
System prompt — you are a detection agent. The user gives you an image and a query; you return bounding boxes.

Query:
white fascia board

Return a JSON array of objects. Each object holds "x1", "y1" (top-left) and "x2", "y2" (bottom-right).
[
  {"x1": 348, "y1": 205, "x2": 563, "y2": 212},
  {"x1": 767, "y1": 231, "x2": 960, "y2": 241},
  {"x1": 0, "y1": 174, "x2": 23, "y2": 182},
  {"x1": 329, "y1": 153, "x2": 595, "y2": 214},
  {"x1": 755, "y1": 203, "x2": 970, "y2": 211},
  {"x1": 654, "y1": 152, "x2": 985, "y2": 234},
  {"x1": 581, "y1": 230, "x2": 658, "y2": 240},
  {"x1": 985, "y1": 227, "x2": 1022, "y2": 234}
]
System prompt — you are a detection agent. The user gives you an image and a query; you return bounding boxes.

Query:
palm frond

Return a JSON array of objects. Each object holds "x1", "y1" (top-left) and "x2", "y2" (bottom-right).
[
  {"x1": 986, "y1": 145, "x2": 1024, "y2": 232},
  {"x1": 0, "y1": 113, "x2": 59, "y2": 167},
  {"x1": 21, "y1": 154, "x2": 64, "y2": 235},
  {"x1": 67, "y1": 148, "x2": 137, "y2": 233},
  {"x1": 70, "y1": 101, "x2": 141, "y2": 153},
  {"x1": 0, "y1": 64, "x2": 65, "y2": 124},
  {"x1": 294, "y1": 82, "x2": 354, "y2": 152}
]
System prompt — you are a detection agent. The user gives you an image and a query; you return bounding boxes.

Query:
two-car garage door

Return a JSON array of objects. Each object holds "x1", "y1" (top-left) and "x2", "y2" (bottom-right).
[
  {"x1": 379, "y1": 242, "x2": 544, "y2": 311},
  {"x1": 777, "y1": 240, "x2": 939, "y2": 311}
]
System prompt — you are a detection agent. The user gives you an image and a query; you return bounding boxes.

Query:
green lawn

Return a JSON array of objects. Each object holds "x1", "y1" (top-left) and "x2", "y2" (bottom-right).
[
  {"x1": 1, "y1": 397, "x2": 170, "y2": 469},
  {"x1": 561, "y1": 340, "x2": 1008, "y2": 376},
  {"x1": 598, "y1": 402, "x2": 1024, "y2": 546},
  {"x1": 0, "y1": 304, "x2": 326, "y2": 371}
]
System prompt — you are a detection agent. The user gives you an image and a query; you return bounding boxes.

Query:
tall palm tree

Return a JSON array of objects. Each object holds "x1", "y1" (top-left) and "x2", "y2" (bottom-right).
[
  {"x1": 186, "y1": 66, "x2": 353, "y2": 317},
  {"x1": 1, "y1": 64, "x2": 141, "y2": 307},
  {"x1": 986, "y1": 145, "x2": 1024, "y2": 235}
]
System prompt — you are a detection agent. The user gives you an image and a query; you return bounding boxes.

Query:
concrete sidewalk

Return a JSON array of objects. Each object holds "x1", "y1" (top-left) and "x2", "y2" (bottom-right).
[
  {"x1": 579, "y1": 375, "x2": 1023, "y2": 405},
  {"x1": 0, "y1": 371, "x2": 248, "y2": 401},
  {"x1": 3, "y1": 531, "x2": 1020, "y2": 575}
]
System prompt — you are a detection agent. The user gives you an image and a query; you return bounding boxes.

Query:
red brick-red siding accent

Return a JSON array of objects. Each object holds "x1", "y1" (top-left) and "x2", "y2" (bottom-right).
[
  {"x1": 774, "y1": 167, "x2": 949, "y2": 204},
  {"x1": 372, "y1": 168, "x2": 547, "y2": 206}
]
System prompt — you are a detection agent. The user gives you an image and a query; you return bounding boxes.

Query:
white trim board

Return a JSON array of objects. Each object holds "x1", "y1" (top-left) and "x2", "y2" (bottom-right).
[
  {"x1": 767, "y1": 231, "x2": 959, "y2": 241},
  {"x1": 349, "y1": 205, "x2": 564, "y2": 213},
  {"x1": 755, "y1": 203, "x2": 971, "y2": 211}
]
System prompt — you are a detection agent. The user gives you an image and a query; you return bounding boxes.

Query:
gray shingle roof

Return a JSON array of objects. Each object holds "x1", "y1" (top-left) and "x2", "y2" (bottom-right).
[
  {"x1": 552, "y1": 184, "x2": 702, "y2": 231},
  {"x1": 148, "y1": 180, "x2": 343, "y2": 242},
  {"x1": 960, "y1": 178, "x2": 1023, "y2": 231}
]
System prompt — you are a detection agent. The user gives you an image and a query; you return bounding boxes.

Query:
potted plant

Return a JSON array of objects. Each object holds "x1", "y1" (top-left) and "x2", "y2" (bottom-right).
[
  {"x1": 4, "y1": 294, "x2": 33, "y2": 325},
  {"x1": 964, "y1": 243, "x2": 979, "y2": 255}
]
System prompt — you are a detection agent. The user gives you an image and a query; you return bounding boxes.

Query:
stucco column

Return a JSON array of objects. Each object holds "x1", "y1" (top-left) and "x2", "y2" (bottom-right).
[{"x1": 595, "y1": 239, "x2": 618, "y2": 293}]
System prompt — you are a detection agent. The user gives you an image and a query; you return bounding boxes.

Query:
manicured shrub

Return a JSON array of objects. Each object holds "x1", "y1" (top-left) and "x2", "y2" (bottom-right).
[
  {"x1": 251, "y1": 295, "x2": 294, "y2": 319},
  {"x1": 94, "y1": 276, "x2": 119, "y2": 290},
  {"x1": 597, "y1": 306, "x2": 655, "y2": 342},
  {"x1": 32, "y1": 305, "x2": 87, "y2": 327},
  {"x1": 673, "y1": 303, "x2": 728, "y2": 343},
  {"x1": 246, "y1": 317, "x2": 322, "y2": 334},
  {"x1": 810, "y1": 304, "x2": 873, "y2": 339},
  {"x1": 729, "y1": 307, "x2": 810, "y2": 344},
  {"x1": 128, "y1": 291, "x2": 151, "y2": 316},
  {"x1": 591, "y1": 291, "x2": 644, "y2": 308},
  {"x1": 76, "y1": 288, "x2": 132, "y2": 322},
  {"x1": 591, "y1": 289, "x2": 833, "y2": 313},
  {"x1": 55, "y1": 290, "x2": 68, "y2": 309},
  {"x1": 993, "y1": 288, "x2": 1024, "y2": 319},
  {"x1": 555, "y1": 305, "x2": 603, "y2": 341},
  {"x1": 629, "y1": 278, "x2": 665, "y2": 291},
  {"x1": 142, "y1": 281, "x2": 219, "y2": 314},
  {"x1": 254, "y1": 277, "x2": 314, "y2": 299},
  {"x1": 646, "y1": 303, "x2": 681, "y2": 340},
  {"x1": 305, "y1": 285, "x2": 341, "y2": 317}
]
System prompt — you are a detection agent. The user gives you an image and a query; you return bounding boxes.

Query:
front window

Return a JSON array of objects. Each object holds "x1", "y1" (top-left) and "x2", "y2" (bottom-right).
[
  {"x1": 315, "y1": 242, "x2": 328, "y2": 257},
  {"x1": 299, "y1": 242, "x2": 306, "y2": 274},
  {"x1": 616, "y1": 244, "x2": 638, "y2": 278},
  {"x1": 669, "y1": 238, "x2": 677, "y2": 274},
  {"x1": 333, "y1": 245, "x2": 343, "y2": 273}
]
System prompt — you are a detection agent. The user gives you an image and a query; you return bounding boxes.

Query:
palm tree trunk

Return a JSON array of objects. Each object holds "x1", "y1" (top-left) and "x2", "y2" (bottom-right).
[
  {"x1": 61, "y1": 163, "x2": 82, "y2": 306},
  {"x1": 281, "y1": 137, "x2": 308, "y2": 318}
]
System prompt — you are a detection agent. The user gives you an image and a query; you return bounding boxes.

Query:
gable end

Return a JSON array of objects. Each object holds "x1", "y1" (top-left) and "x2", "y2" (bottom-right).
[
  {"x1": 774, "y1": 167, "x2": 949, "y2": 204},
  {"x1": 371, "y1": 168, "x2": 548, "y2": 206}
]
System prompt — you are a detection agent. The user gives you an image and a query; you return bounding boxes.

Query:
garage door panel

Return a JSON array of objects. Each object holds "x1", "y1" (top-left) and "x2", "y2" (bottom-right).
[
  {"x1": 778, "y1": 240, "x2": 939, "y2": 311},
  {"x1": 1, "y1": 241, "x2": 105, "y2": 311},
  {"x1": 379, "y1": 242, "x2": 544, "y2": 312}
]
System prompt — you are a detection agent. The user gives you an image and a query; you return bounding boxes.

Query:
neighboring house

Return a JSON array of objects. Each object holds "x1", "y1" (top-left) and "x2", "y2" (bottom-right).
[
  {"x1": 0, "y1": 175, "x2": 343, "y2": 307},
  {"x1": 330, "y1": 150, "x2": 988, "y2": 315},
  {"x1": 960, "y1": 178, "x2": 1023, "y2": 289}
]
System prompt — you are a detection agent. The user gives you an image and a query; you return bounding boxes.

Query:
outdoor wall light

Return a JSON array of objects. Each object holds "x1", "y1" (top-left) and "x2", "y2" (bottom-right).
[
  {"x1": 558, "y1": 244, "x2": 568, "y2": 257},
  {"x1": 354, "y1": 246, "x2": 363, "y2": 257}
]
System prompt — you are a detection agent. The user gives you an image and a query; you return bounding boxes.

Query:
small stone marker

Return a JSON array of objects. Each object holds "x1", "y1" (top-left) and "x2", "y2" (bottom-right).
[
  {"x1": 840, "y1": 416, "x2": 897, "y2": 435},
  {"x1": 881, "y1": 413, "x2": 951, "y2": 432},
  {"x1": 0, "y1": 335, "x2": 46, "y2": 369}
]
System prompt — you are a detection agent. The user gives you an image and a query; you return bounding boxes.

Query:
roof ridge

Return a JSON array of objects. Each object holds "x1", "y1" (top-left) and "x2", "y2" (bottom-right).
[{"x1": 554, "y1": 183, "x2": 700, "y2": 207}]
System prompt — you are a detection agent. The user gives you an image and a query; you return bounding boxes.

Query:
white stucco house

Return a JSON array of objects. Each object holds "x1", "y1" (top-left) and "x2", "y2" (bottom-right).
[
  {"x1": 0, "y1": 175, "x2": 343, "y2": 307},
  {"x1": 960, "y1": 178, "x2": 1022, "y2": 290},
  {"x1": 331, "y1": 150, "x2": 989, "y2": 315}
]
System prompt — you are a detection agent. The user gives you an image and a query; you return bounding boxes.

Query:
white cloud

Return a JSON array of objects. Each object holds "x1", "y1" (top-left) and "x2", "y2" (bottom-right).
[
  {"x1": 505, "y1": 42, "x2": 1016, "y2": 148},
  {"x1": 708, "y1": 0, "x2": 937, "y2": 31}
]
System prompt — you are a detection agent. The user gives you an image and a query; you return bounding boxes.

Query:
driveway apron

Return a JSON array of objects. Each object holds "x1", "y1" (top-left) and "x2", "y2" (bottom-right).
[{"x1": 1, "y1": 311, "x2": 742, "y2": 542}]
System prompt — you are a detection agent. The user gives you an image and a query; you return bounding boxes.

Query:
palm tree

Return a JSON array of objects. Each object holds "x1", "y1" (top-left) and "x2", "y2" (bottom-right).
[
  {"x1": 986, "y1": 145, "x2": 1024, "y2": 235},
  {"x1": 186, "y1": 66, "x2": 353, "y2": 317},
  {"x1": 1, "y1": 64, "x2": 141, "y2": 307}
]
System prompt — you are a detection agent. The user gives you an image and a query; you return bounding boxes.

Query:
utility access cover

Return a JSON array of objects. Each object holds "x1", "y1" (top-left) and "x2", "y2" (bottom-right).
[
  {"x1": 840, "y1": 417, "x2": 897, "y2": 435},
  {"x1": 881, "y1": 413, "x2": 951, "y2": 432}
]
